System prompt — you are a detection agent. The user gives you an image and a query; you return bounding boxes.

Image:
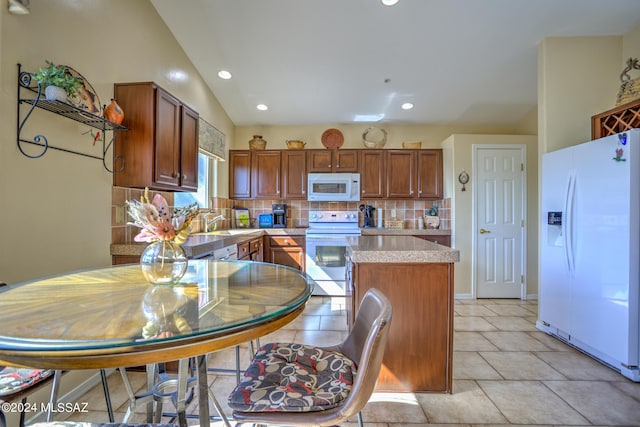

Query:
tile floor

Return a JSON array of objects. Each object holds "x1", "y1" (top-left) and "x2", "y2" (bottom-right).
[{"x1": 59, "y1": 297, "x2": 640, "y2": 427}]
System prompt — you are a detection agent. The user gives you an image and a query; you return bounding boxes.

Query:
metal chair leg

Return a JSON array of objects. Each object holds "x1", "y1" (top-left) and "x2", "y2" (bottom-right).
[
  {"x1": 119, "y1": 365, "x2": 156, "y2": 423},
  {"x1": 45, "y1": 370, "x2": 62, "y2": 422},
  {"x1": 99, "y1": 369, "x2": 114, "y2": 422}
]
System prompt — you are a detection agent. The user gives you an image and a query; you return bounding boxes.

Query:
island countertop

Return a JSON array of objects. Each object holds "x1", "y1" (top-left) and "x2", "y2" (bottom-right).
[{"x1": 346, "y1": 235, "x2": 460, "y2": 263}]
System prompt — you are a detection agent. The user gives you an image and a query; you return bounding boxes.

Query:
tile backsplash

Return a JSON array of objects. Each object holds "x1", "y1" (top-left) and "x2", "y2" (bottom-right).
[
  {"x1": 111, "y1": 186, "x2": 450, "y2": 244},
  {"x1": 231, "y1": 198, "x2": 450, "y2": 230}
]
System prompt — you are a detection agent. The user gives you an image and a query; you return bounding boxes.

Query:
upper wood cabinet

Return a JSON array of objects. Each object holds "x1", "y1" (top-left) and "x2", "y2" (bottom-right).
[
  {"x1": 359, "y1": 150, "x2": 385, "y2": 199},
  {"x1": 229, "y1": 151, "x2": 252, "y2": 199},
  {"x1": 386, "y1": 150, "x2": 418, "y2": 199},
  {"x1": 179, "y1": 105, "x2": 199, "y2": 191},
  {"x1": 307, "y1": 149, "x2": 358, "y2": 172},
  {"x1": 251, "y1": 150, "x2": 282, "y2": 199},
  {"x1": 229, "y1": 150, "x2": 282, "y2": 200},
  {"x1": 113, "y1": 82, "x2": 199, "y2": 191},
  {"x1": 417, "y1": 149, "x2": 443, "y2": 200},
  {"x1": 282, "y1": 150, "x2": 307, "y2": 199},
  {"x1": 228, "y1": 148, "x2": 443, "y2": 201}
]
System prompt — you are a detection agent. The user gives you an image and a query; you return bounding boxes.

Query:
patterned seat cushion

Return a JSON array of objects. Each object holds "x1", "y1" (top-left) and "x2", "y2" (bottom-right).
[
  {"x1": 0, "y1": 366, "x2": 53, "y2": 397},
  {"x1": 228, "y1": 342, "x2": 357, "y2": 412}
]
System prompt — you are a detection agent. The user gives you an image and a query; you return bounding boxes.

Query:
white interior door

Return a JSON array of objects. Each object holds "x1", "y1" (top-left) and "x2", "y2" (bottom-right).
[{"x1": 474, "y1": 145, "x2": 526, "y2": 298}]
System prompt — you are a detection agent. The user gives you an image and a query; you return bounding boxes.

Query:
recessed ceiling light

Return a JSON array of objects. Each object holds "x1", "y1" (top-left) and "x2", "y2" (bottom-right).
[
  {"x1": 381, "y1": 0, "x2": 399, "y2": 6},
  {"x1": 401, "y1": 102, "x2": 414, "y2": 110},
  {"x1": 256, "y1": 104, "x2": 268, "y2": 111},
  {"x1": 217, "y1": 70, "x2": 232, "y2": 80}
]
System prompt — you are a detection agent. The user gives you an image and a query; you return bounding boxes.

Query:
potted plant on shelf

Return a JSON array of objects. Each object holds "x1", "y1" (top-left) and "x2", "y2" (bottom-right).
[{"x1": 34, "y1": 60, "x2": 81, "y2": 102}]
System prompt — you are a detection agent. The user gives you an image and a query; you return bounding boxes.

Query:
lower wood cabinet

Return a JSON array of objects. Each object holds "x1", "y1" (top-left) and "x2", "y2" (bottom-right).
[
  {"x1": 238, "y1": 237, "x2": 264, "y2": 261},
  {"x1": 265, "y1": 236, "x2": 305, "y2": 271},
  {"x1": 415, "y1": 234, "x2": 451, "y2": 247},
  {"x1": 347, "y1": 260, "x2": 454, "y2": 393}
]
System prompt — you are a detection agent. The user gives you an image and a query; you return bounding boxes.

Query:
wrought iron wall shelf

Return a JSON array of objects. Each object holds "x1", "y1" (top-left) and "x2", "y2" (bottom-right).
[{"x1": 16, "y1": 63, "x2": 127, "y2": 172}]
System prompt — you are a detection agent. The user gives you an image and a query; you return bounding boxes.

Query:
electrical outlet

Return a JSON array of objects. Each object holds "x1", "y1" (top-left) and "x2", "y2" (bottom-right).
[
  {"x1": 115, "y1": 205, "x2": 125, "y2": 223},
  {"x1": 391, "y1": 208, "x2": 396, "y2": 218}
]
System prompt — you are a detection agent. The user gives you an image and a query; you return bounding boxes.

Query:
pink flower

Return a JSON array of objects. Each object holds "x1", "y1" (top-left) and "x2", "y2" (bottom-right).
[
  {"x1": 154, "y1": 222, "x2": 177, "y2": 241},
  {"x1": 133, "y1": 227, "x2": 159, "y2": 243}
]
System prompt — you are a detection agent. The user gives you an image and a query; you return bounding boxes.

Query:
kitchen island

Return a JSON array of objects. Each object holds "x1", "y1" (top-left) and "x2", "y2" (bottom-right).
[{"x1": 346, "y1": 235, "x2": 459, "y2": 393}]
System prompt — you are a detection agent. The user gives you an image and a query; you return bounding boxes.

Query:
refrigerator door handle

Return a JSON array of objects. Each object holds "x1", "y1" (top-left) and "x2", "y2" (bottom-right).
[{"x1": 565, "y1": 172, "x2": 576, "y2": 273}]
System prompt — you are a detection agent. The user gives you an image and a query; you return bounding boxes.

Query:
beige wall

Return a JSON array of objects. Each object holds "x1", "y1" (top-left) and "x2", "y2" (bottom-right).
[
  {"x1": 622, "y1": 24, "x2": 640, "y2": 76},
  {"x1": 0, "y1": 0, "x2": 233, "y2": 284},
  {"x1": 232, "y1": 123, "x2": 521, "y2": 150},
  {"x1": 442, "y1": 134, "x2": 538, "y2": 298},
  {"x1": 538, "y1": 36, "x2": 622, "y2": 154}
]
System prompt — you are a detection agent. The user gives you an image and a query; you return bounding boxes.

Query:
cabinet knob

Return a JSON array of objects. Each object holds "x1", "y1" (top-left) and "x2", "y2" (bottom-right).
[
  {"x1": 183, "y1": 174, "x2": 187, "y2": 180},
  {"x1": 327, "y1": 165, "x2": 331, "y2": 168},
  {"x1": 336, "y1": 164, "x2": 340, "y2": 168},
  {"x1": 172, "y1": 172, "x2": 178, "y2": 178}
]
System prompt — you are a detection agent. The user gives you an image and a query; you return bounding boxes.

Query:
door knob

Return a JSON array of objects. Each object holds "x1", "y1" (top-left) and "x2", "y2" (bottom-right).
[{"x1": 480, "y1": 228, "x2": 491, "y2": 234}]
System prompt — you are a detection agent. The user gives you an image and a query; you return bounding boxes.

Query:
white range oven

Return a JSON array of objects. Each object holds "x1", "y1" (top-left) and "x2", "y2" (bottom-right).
[{"x1": 305, "y1": 210, "x2": 361, "y2": 296}]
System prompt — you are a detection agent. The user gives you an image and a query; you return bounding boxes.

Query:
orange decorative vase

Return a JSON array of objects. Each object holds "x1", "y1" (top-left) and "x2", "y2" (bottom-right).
[{"x1": 104, "y1": 98, "x2": 124, "y2": 124}]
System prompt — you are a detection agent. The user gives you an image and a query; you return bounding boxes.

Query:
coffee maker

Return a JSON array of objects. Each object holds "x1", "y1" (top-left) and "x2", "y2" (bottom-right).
[
  {"x1": 272, "y1": 204, "x2": 286, "y2": 228},
  {"x1": 359, "y1": 204, "x2": 376, "y2": 228}
]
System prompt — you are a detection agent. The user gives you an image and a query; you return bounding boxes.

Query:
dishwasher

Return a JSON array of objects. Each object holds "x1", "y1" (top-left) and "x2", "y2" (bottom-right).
[{"x1": 210, "y1": 244, "x2": 238, "y2": 260}]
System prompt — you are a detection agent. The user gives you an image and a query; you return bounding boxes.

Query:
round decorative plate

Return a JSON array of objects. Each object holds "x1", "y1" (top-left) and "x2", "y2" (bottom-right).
[
  {"x1": 321, "y1": 128, "x2": 344, "y2": 149},
  {"x1": 63, "y1": 66, "x2": 103, "y2": 116}
]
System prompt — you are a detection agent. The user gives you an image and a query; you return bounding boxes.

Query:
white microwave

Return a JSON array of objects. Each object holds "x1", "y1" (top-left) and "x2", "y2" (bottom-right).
[{"x1": 307, "y1": 173, "x2": 361, "y2": 202}]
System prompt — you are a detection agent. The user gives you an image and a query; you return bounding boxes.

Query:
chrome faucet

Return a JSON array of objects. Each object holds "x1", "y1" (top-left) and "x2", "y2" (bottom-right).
[{"x1": 205, "y1": 213, "x2": 225, "y2": 232}]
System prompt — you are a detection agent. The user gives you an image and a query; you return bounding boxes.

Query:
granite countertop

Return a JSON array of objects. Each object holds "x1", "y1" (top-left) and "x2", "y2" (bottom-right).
[
  {"x1": 346, "y1": 235, "x2": 459, "y2": 263},
  {"x1": 110, "y1": 227, "x2": 451, "y2": 259},
  {"x1": 110, "y1": 228, "x2": 306, "y2": 258}
]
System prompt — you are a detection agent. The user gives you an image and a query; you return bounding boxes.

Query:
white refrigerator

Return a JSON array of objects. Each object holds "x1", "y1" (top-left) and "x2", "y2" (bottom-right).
[{"x1": 538, "y1": 129, "x2": 639, "y2": 382}]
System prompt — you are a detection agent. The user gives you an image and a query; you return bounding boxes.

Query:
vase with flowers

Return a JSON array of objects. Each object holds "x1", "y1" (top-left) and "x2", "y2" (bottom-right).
[{"x1": 126, "y1": 188, "x2": 199, "y2": 285}]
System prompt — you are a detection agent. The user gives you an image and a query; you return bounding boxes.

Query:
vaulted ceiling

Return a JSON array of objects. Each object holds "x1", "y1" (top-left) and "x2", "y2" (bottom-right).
[{"x1": 151, "y1": 0, "x2": 640, "y2": 126}]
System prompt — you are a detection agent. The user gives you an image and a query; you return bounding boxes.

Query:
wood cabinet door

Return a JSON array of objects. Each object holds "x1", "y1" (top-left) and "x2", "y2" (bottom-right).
[
  {"x1": 386, "y1": 150, "x2": 417, "y2": 198},
  {"x1": 113, "y1": 83, "x2": 155, "y2": 188},
  {"x1": 415, "y1": 234, "x2": 451, "y2": 247},
  {"x1": 359, "y1": 150, "x2": 385, "y2": 198},
  {"x1": 282, "y1": 150, "x2": 307, "y2": 199},
  {"x1": 355, "y1": 262, "x2": 453, "y2": 392},
  {"x1": 307, "y1": 150, "x2": 333, "y2": 172},
  {"x1": 251, "y1": 238, "x2": 264, "y2": 262},
  {"x1": 335, "y1": 150, "x2": 358, "y2": 172},
  {"x1": 180, "y1": 105, "x2": 199, "y2": 191},
  {"x1": 229, "y1": 151, "x2": 252, "y2": 199},
  {"x1": 417, "y1": 149, "x2": 443, "y2": 199},
  {"x1": 269, "y1": 247, "x2": 304, "y2": 270},
  {"x1": 154, "y1": 87, "x2": 182, "y2": 188},
  {"x1": 251, "y1": 151, "x2": 281, "y2": 199}
]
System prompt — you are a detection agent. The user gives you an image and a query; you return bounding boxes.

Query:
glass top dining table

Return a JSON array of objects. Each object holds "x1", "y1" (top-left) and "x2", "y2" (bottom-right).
[{"x1": 0, "y1": 260, "x2": 314, "y2": 426}]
